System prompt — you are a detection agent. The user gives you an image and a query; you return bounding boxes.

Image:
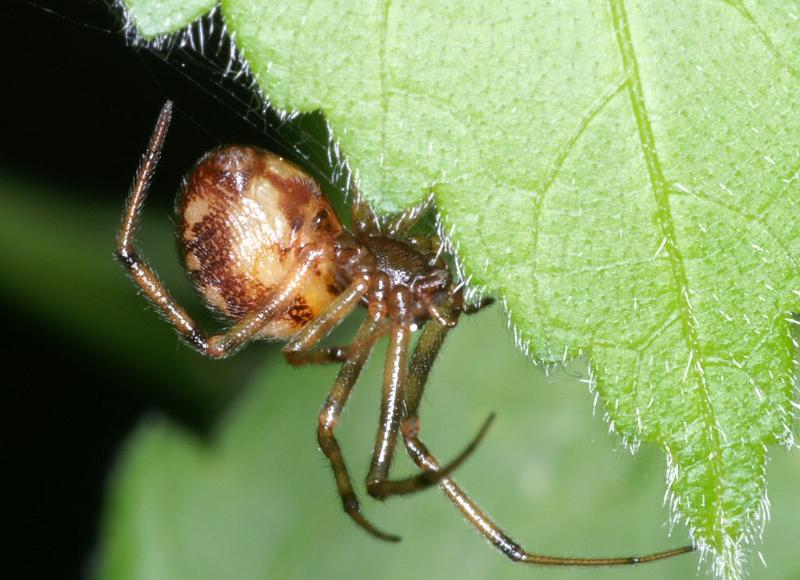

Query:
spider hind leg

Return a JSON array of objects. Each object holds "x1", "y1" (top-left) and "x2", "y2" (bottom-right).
[
  {"x1": 397, "y1": 319, "x2": 694, "y2": 567},
  {"x1": 316, "y1": 318, "x2": 400, "y2": 542}
]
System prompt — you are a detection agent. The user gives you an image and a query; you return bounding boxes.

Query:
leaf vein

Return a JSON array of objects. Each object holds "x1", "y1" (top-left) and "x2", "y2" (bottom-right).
[
  {"x1": 379, "y1": 0, "x2": 392, "y2": 196},
  {"x1": 530, "y1": 80, "x2": 627, "y2": 337},
  {"x1": 757, "y1": 155, "x2": 800, "y2": 216},
  {"x1": 677, "y1": 185, "x2": 800, "y2": 280},
  {"x1": 609, "y1": 0, "x2": 725, "y2": 543},
  {"x1": 540, "y1": 78, "x2": 627, "y2": 195},
  {"x1": 630, "y1": 310, "x2": 680, "y2": 353},
  {"x1": 718, "y1": 0, "x2": 800, "y2": 81}
]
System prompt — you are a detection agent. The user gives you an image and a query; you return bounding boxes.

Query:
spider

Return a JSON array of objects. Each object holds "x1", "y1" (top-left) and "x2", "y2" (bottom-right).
[{"x1": 116, "y1": 101, "x2": 693, "y2": 567}]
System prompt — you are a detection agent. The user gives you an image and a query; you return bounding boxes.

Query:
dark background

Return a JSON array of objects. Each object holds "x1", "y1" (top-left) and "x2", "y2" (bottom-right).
[{"x1": 2, "y1": 2, "x2": 296, "y2": 577}]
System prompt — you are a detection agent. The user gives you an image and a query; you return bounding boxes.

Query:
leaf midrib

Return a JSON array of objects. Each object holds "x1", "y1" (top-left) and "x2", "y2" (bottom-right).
[
  {"x1": 608, "y1": 0, "x2": 724, "y2": 532},
  {"x1": 379, "y1": 0, "x2": 392, "y2": 197}
]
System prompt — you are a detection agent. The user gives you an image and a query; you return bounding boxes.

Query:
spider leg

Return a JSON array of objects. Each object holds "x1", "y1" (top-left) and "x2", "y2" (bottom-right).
[
  {"x1": 386, "y1": 192, "x2": 435, "y2": 236},
  {"x1": 402, "y1": 439, "x2": 693, "y2": 565},
  {"x1": 425, "y1": 299, "x2": 459, "y2": 328},
  {"x1": 398, "y1": 318, "x2": 694, "y2": 566},
  {"x1": 317, "y1": 318, "x2": 400, "y2": 542},
  {"x1": 366, "y1": 318, "x2": 494, "y2": 499},
  {"x1": 282, "y1": 278, "x2": 370, "y2": 366},
  {"x1": 370, "y1": 414, "x2": 495, "y2": 498},
  {"x1": 405, "y1": 235, "x2": 441, "y2": 255},
  {"x1": 365, "y1": 316, "x2": 412, "y2": 499},
  {"x1": 116, "y1": 101, "x2": 325, "y2": 359},
  {"x1": 283, "y1": 332, "x2": 377, "y2": 366},
  {"x1": 463, "y1": 297, "x2": 495, "y2": 315},
  {"x1": 351, "y1": 188, "x2": 382, "y2": 236}
]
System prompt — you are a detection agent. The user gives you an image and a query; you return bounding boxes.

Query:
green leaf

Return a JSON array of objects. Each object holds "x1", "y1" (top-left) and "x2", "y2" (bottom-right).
[
  {"x1": 123, "y1": 0, "x2": 215, "y2": 37},
  {"x1": 117, "y1": 1, "x2": 800, "y2": 578}
]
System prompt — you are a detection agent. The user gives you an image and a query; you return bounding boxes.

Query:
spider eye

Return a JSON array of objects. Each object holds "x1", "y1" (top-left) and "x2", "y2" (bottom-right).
[
  {"x1": 314, "y1": 209, "x2": 329, "y2": 225},
  {"x1": 313, "y1": 209, "x2": 336, "y2": 233}
]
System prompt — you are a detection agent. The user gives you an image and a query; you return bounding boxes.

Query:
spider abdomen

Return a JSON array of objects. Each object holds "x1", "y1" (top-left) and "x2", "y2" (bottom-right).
[{"x1": 176, "y1": 145, "x2": 344, "y2": 338}]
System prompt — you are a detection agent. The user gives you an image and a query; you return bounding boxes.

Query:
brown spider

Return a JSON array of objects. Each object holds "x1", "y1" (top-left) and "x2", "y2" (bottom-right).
[{"x1": 117, "y1": 101, "x2": 693, "y2": 567}]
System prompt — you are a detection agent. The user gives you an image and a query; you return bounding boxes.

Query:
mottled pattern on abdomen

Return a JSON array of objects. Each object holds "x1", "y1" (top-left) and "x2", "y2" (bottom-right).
[{"x1": 176, "y1": 146, "x2": 344, "y2": 339}]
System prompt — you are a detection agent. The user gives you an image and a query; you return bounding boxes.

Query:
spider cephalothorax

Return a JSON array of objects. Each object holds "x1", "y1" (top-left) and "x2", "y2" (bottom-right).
[{"x1": 117, "y1": 101, "x2": 693, "y2": 566}]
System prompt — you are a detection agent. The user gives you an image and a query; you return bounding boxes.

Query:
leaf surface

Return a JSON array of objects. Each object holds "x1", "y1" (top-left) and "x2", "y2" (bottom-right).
[{"x1": 119, "y1": 1, "x2": 800, "y2": 577}]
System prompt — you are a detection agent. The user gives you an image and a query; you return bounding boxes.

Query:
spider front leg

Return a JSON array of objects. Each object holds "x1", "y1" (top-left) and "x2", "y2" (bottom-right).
[
  {"x1": 399, "y1": 320, "x2": 694, "y2": 567},
  {"x1": 365, "y1": 295, "x2": 494, "y2": 500},
  {"x1": 364, "y1": 313, "x2": 412, "y2": 499},
  {"x1": 282, "y1": 278, "x2": 370, "y2": 366},
  {"x1": 386, "y1": 192, "x2": 435, "y2": 236},
  {"x1": 316, "y1": 317, "x2": 400, "y2": 542},
  {"x1": 117, "y1": 101, "x2": 325, "y2": 359},
  {"x1": 351, "y1": 188, "x2": 381, "y2": 236}
]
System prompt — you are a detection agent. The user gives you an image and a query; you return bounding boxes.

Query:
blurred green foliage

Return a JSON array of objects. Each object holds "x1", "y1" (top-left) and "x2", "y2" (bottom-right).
[
  {"x1": 1, "y1": 168, "x2": 797, "y2": 579},
  {"x1": 92, "y1": 308, "x2": 698, "y2": 580},
  {"x1": 92, "y1": 305, "x2": 799, "y2": 580}
]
